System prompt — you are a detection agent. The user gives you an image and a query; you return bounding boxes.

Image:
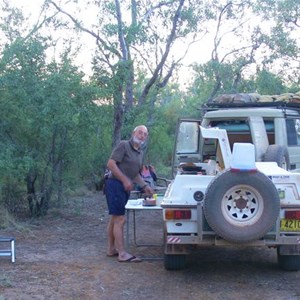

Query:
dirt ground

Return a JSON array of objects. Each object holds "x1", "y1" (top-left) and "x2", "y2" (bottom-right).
[{"x1": 1, "y1": 191, "x2": 300, "y2": 300}]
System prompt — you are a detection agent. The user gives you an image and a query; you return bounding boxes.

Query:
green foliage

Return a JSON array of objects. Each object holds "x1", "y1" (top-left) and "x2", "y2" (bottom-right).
[
  {"x1": 190, "y1": 60, "x2": 252, "y2": 103},
  {"x1": 255, "y1": 0, "x2": 300, "y2": 28},
  {"x1": 0, "y1": 2, "x2": 26, "y2": 41},
  {"x1": 0, "y1": 36, "x2": 104, "y2": 215},
  {"x1": 255, "y1": 70, "x2": 286, "y2": 95},
  {"x1": 190, "y1": 60, "x2": 293, "y2": 101},
  {"x1": 0, "y1": 0, "x2": 299, "y2": 218}
]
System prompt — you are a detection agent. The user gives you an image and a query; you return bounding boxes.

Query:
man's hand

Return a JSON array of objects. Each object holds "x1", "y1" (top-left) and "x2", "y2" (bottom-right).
[
  {"x1": 107, "y1": 159, "x2": 134, "y2": 191},
  {"x1": 122, "y1": 177, "x2": 134, "y2": 192},
  {"x1": 143, "y1": 184, "x2": 154, "y2": 196}
]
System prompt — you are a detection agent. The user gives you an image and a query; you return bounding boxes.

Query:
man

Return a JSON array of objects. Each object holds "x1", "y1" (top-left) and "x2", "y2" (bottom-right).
[{"x1": 105, "y1": 125, "x2": 154, "y2": 262}]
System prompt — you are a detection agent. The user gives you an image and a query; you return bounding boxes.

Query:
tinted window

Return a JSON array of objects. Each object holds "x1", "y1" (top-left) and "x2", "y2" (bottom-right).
[
  {"x1": 286, "y1": 119, "x2": 300, "y2": 146},
  {"x1": 210, "y1": 120, "x2": 274, "y2": 133},
  {"x1": 210, "y1": 120, "x2": 250, "y2": 132}
]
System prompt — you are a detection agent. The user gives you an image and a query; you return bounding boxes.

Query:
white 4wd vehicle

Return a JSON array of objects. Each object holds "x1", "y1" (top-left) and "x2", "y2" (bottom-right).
[
  {"x1": 201, "y1": 96, "x2": 300, "y2": 172},
  {"x1": 162, "y1": 124, "x2": 300, "y2": 271}
]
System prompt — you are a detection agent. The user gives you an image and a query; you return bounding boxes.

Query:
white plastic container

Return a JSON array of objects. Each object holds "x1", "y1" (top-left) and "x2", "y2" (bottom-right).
[{"x1": 230, "y1": 143, "x2": 256, "y2": 171}]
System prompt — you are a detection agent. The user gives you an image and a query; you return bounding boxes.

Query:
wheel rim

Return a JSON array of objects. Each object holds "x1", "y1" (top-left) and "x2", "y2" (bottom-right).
[{"x1": 221, "y1": 184, "x2": 264, "y2": 226}]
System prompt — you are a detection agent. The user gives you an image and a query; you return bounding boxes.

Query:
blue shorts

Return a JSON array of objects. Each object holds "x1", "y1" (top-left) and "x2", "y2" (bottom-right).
[{"x1": 105, "y1": 178, "x2": 130, "y2": 215}]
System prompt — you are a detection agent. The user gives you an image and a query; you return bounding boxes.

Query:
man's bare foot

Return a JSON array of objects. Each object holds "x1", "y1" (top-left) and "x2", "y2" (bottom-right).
[
  {"x1": 118, "y1": 252, "x2": 142, "y2": 262},
  {"x1": 118, "y1": 255, "x2": 142, "y2": 263},
  {"x1": 107, "y1": 249, "x2": 118, "y2": 257}
]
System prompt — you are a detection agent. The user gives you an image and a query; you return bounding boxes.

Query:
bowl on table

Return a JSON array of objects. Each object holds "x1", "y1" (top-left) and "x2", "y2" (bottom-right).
[{"x1": 142, "y1": 197, "x2": 156, "y2": 206}]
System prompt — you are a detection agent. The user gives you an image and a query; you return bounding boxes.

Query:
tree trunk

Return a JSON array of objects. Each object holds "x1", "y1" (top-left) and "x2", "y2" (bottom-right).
[{"x1": 25, "y1": 171, "x2": 37, "y2": 217}]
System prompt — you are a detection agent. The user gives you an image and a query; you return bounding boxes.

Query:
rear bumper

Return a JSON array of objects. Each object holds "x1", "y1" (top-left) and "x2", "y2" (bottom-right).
[{"x1": 164, "y1": 233, "x2": 300, "y2": 254}]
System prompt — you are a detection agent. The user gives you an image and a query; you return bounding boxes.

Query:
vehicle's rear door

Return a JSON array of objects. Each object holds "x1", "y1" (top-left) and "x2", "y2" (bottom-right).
[{"x1": 172, "y1": 119, "x2": 201, "y2": 177}]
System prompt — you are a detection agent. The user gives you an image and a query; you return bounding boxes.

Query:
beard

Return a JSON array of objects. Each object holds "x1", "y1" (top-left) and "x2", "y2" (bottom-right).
[{"x1": 132, "y1": 136, "x2": 145, "y2": 146}]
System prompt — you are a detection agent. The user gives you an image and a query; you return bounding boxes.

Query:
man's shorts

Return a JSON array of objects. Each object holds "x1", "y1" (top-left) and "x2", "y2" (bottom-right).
[{"x1": 105, "y1": 178, "x2": 130, "y2": 215}]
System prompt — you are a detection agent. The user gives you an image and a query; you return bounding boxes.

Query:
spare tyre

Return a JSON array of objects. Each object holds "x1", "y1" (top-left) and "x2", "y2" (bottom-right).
[
  {"x1": 204, "y1": 170, "x2": 280, "y2": 244},
  {"x1": 263, "y1": 144, "x2": 290, "y2": 170}
]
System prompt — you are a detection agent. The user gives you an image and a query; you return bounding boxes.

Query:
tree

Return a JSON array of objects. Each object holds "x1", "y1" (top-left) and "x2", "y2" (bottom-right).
[
  {"x1": 254, "y1": 0, "x2": 300, "y2": 86},
  {"x1": 189, "y1": 0, "x2": 299, "y2": 103},
  {"x1": 0, "y1": 34, "x2": 99, "y2": 216},
  {"x1": 255, "y1": 69, "x2": 285, "y2": 95},
  {"x1": 46, "y1": 0, "x2": 214, "y2": 146}
]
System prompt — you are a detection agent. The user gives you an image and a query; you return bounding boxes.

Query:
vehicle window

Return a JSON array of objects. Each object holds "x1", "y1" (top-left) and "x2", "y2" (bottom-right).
[
  {"x1": 210, "y1": 120, "x2": 275, "y2": 133},
  {"x1": 286, "y1": 119, "x2": 300, "y2": 146},
  {"x1": 202, "y1": 138, "x2": 217, "y2": 161},
  {"x1": 209, "y1": 120, "x2": 252, "y2": 150},
  {"x1": 210, "y1": 120, "x2": 250, "y2": 132},
  {"x1": 263, "y1": 119, "x2": 275, "y2": 144},
  {"x1": 263, "y1": 120, "x2": 275, "y2": 132},
  {"x1": 176, "y1": 122, "x2": 199, "y2": 153}
]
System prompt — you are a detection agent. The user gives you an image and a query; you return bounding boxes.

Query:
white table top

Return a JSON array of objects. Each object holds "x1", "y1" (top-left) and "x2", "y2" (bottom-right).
[{"x1": 125, "y1": 199, "x2": 163, "y2": 210}]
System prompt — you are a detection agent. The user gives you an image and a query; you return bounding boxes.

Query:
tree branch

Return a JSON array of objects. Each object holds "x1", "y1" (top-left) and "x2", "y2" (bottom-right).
[
  {"x1": 138, "y1": 0, "x2": 185, "y2": 104},
  {"x1": 48, "y1": 0, "x2": 121, "y2": 58},
  {"x1": 142, "y1": 1, "x2": 175, "y2": 23},
  {"x1": 24, "y1": 2, "x2": 59, "y2": 41},
  {"x1": 115, "y1": 0, "x2": 128, "y2": 60}
]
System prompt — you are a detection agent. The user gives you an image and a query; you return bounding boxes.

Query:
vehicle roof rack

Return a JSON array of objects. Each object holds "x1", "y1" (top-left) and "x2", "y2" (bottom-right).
[{"x1": 201, "y1": 101, "x2": 300, "y2": 113}]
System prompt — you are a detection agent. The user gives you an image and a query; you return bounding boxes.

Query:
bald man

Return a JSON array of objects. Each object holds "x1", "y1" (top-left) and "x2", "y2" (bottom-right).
[{"x1": 105, "y1": 125, "x2": 154, "y2": 262}]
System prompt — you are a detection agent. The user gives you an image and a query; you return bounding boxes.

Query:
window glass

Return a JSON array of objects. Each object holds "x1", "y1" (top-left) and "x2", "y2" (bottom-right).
[
  {"x1": 176, "y1": 122, "x2": 199, "y2": 153},
  {"x1": 286, "y1": 119, "x2": 300, "y2": 146},
  {"x1": 210, "y1": 120, "x2": 250, "y2": 132}
]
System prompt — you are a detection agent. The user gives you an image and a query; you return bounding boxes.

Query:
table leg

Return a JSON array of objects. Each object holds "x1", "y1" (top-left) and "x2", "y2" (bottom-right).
[
  {"x1": 133, "y1": 210, "x2": 137, "y2": 245},
  {"x1": 126, "y1": 209, "x2": 130, "y2": 248}
]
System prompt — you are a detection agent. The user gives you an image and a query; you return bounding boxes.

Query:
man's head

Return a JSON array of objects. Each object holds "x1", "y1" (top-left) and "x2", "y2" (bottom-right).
[{"x1": 132, "y1": 125, "x2": 148, "y2": 148}]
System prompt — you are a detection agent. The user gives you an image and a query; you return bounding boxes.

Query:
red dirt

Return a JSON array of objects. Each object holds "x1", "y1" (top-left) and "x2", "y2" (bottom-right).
[{"x1": 1, "y1": 191, "x2": 300, "y2": 300}]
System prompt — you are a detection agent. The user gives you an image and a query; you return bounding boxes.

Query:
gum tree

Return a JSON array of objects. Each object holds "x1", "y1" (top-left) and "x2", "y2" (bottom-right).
[
  {"x1": 47, "y1": 0, "x2": 214, "y2": 146},
  {"x1": 189, "y1": 0, "x2": 299, "y2": 103}
]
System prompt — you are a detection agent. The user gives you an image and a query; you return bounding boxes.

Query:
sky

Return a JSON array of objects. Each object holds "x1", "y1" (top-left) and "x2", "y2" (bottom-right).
[
  {"x1": 5, "y1": 0, "x2": 299, "y2": 88},
  {"x1": 7, "y1": 0, "x2": 103, "y2": 77},
  {"x1": 6, "y1": 0, "x2": 214, "y2": 86}
]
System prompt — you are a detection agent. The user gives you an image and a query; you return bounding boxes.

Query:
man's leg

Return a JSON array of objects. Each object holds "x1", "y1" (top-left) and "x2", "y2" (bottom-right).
[
  {"x1": 107, "y1": 216, "x2": 118, "y2": 256},
  {"x1": 111, "y1": 215, "x2": 127, "y2": 258},
  {"x1": 112, "y1": 215, "x2": 141, "y2": 261}
]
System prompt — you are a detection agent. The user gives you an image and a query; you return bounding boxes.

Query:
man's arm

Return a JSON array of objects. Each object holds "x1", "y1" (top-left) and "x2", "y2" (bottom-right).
[{"x1": 133, "y1": 173, "x2": 154, "y2": 196}]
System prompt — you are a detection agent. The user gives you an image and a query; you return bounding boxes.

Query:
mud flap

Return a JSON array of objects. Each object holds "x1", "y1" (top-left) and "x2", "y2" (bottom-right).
[{"x1": 164, "y1": 242, "x2": 189, "y2": 255}]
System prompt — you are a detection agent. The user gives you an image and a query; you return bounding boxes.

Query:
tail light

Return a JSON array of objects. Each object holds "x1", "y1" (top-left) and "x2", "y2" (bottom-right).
[
  {"x1": 285, "y1": 211, "x2": 300, "y2": 220},
  {"x1": 165, "y1": 209, "x2": 191, "y2": 220}
]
